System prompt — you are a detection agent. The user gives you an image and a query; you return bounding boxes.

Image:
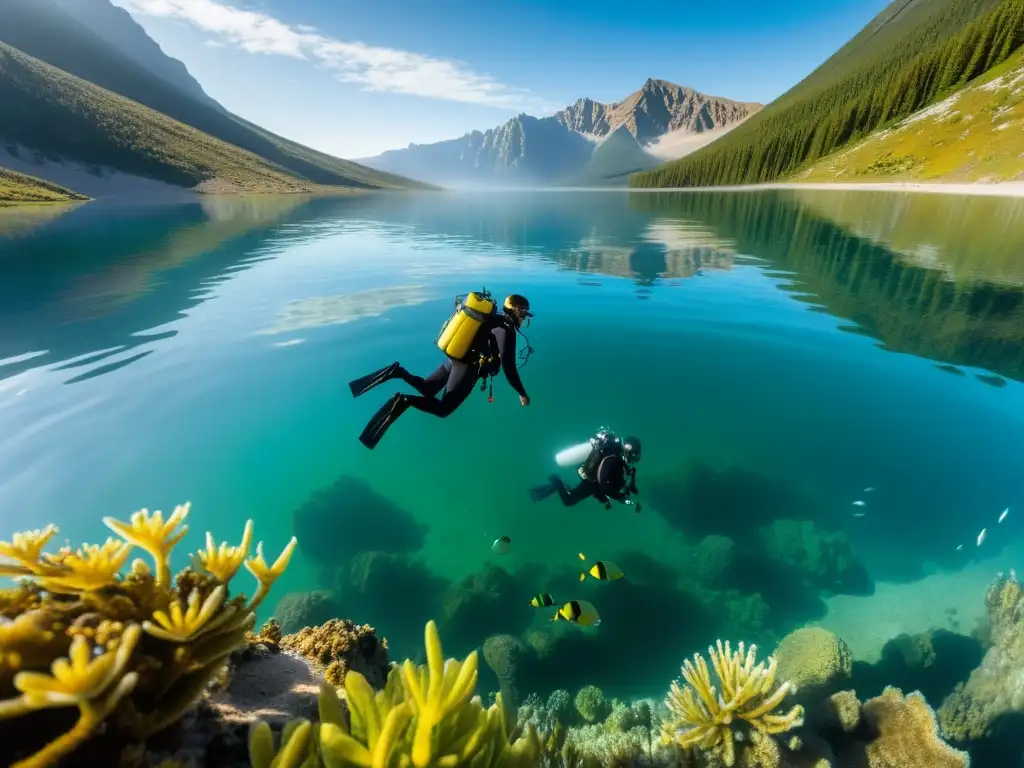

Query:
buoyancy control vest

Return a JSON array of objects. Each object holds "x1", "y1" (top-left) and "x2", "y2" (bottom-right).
[{"x1": 578, "y1": 430, "x2": 623, "y2": 483}]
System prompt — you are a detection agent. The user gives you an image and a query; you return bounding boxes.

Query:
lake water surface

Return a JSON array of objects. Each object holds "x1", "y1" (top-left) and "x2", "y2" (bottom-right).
[{"x1": 2, "y1": 189, "x2": 1023, "y2": 699}]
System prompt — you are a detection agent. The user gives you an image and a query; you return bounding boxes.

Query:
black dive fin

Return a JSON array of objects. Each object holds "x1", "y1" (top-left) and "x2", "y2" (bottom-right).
[
  {"x1": 528, "y1": 483, "x2": 558, "y2": 502},
  {"x1": 349, "y1": 362, "x2": 401, "y2": 398},
  {"x1": 358, "y1": 394, "x2": 409, "y2": 450}
]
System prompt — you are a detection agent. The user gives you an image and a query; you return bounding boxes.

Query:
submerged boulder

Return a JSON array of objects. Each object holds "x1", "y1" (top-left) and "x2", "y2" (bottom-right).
[{"x1": 292, "y1": 474, "x2": 428, "y2": 567}]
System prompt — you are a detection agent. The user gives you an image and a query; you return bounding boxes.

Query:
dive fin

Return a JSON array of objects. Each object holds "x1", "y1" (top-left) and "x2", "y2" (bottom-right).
[
  {"x1": 528, "y1": 483, "x2": 558, "y2": 502},
  {"x1": 579, "y1": 572, "x2": 586, "y2": 582},
  {"x1": 358, "y1": 394, "x2": 409, "y2": 450},
  {"x1": 349, "y1": 362, "x2": 401, "y2": 398}
]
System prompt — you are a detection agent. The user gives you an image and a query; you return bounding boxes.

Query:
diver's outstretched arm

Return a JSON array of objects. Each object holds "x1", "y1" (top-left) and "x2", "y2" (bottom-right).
[{"x1": 492, "y1": 323, "x2": 528, "y2": 400}]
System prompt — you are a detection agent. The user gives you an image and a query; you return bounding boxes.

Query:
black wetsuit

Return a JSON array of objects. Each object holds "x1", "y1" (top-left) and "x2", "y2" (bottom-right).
[
  {"x1": 399, "y1": 316, "x2": 527, "y2": 417},
  {"x1": 552, "y1": 455, "x2": 638, "y2": 508}
]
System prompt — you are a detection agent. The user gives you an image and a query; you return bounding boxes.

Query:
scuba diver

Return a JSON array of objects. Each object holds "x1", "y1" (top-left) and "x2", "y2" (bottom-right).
[
  {"x1": 529, "y1": 430, "x2": 642, "y2": 511},
  {"x1": 349, "y1": 290, "x2": 533, "y2": 450}
]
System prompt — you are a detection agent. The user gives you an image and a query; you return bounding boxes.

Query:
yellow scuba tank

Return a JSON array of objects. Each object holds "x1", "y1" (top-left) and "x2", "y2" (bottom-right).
[{"x1": 436, "y1": 290, "x2": 498, "y2": 361}]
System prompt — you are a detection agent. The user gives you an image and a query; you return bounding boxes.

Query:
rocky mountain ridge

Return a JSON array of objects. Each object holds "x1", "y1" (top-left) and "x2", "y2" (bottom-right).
[{"x1": 359, "y1": 79, "x2": 762, "y2": 186}]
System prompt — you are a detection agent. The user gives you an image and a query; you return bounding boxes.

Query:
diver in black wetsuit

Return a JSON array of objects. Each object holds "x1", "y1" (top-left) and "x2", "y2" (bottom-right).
[
  {"x1": 349, "y1": 293, "x2": 532, "y2": 450},
  {"x1": 530, "y1": 431, "x2": 642, "y2": 511}
]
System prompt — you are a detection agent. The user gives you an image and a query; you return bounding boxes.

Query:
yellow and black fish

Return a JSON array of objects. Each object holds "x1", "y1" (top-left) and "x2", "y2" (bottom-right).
[
  {"x1": 530, "y1": 593, "x2": 556, "y2": 608},
  {"x1": 551, "y1": 599, "x2": 601, "y2": 627},
  {"x1": 578, "y1": 552, "x2": 625, "y2": 582}
]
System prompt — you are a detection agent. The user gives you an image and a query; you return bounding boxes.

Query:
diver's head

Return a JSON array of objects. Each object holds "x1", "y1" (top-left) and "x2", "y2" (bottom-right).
[
  {"x1": 503, "y1": 294, "x2": 533, "y2": 328},
  {"x1": 623, "y1": 436, "x2": 642, "y2": 466}
]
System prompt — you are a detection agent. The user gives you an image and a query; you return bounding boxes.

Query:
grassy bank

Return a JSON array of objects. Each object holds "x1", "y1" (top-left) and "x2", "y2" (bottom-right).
[
  {"x1": 794, "y1": 51, "x2": 1024, "y2": 183},
  {"x1": 0, "y1": 165, "x2": 88, "y2": 206}
]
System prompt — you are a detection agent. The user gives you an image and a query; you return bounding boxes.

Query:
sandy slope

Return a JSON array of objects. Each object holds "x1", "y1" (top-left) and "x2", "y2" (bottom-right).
[{"x1": 811, "y1": 538, "x2": 1024, "y2": 663}]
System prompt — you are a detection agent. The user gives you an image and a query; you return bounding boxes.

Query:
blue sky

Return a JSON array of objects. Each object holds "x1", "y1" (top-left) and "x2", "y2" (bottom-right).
[{"x1": 113, "y1": 0, "x2": 892, "y2": 159}]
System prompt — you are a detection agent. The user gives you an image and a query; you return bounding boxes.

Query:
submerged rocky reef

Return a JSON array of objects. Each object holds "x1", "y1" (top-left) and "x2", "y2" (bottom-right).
[{"x1": 2, "y1": 498, "x2": 1021, "y2": 766}]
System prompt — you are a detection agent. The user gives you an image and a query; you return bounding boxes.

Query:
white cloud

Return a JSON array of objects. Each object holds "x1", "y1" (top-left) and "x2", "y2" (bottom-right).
[
  {"x1": 117, "y1": 0, "x2": 554, "y2": 111},
  {"x1": 203, "y1": 38, "x2": 225, "y2": 48}
]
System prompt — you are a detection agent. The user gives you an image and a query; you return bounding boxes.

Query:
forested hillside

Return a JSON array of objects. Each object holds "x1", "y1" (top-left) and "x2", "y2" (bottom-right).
[{"x1": 631, "y1": 0, "x2": 1024, "y2": 187}]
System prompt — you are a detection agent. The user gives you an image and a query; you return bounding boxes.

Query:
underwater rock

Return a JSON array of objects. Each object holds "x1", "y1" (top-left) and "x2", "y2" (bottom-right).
[
  {"x1": 757, "y1": 519, "x2": 874, "y2": 597},
  {"x1": 849, "y1": 629, "x2": 982, "y2": 705},
  {"x1": 841, "y1": 686, "x2": 970, "y2": 768},
  {"x1": 280, "y1": 618, "x2": 391, "y2": 689},
  {"x1": 645, "y1": 461, "x2": 823, "y2": 543},
  {"x1": 438, "y1": 563, "x2": 536, "y2": 654},
  {"x1": 334, "y1": 550, "x2": 446, "y2": 654},
  {"x1": 526, "y1": 575, "x2": 722, "y2": 696},
  {"x1": 775, "y1": 627, "x2": 853, "y2": 708},
  {"x1": 686, "y1": 534, "x2": 741, "y2": 585},
  {"x1": 271, "y1": 589, "x2": 342, "y2": 635},
  {"x1": 292, "y1": 474, "x2": 428, "y2": 566},
  {"x1": 938, "y1": 572, "x2": 1024, "y2": 746},
  {"x1": 483, "y1": 633, "x2": 527, "y2": 721},
  {"x1": 207, "y1": 649, "x2": 327, "y2": 727}
]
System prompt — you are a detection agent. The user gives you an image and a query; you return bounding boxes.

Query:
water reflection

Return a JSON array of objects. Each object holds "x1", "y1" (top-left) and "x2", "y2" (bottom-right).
[
  {"x1": 4, "y1": 189, "x2": 1024, "y2": 389},
  {"x1": 0, "y1": 195, "x2": 346, "y2": 381},
  {"x1": 629, "y1": 190, "x2": 1024, "y2": 385},
  {"x1": 255, "y1": 285, "x2": 431, "y2": 336}
]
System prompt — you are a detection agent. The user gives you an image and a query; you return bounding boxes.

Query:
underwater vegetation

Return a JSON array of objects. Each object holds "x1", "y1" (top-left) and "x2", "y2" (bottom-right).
[
  {"x1": 247, "y1": 619, "x2": 541, "y2": 767},
  {"x1": 0, "y1": 504, "x2": 295, "y2": 768},
  {"x1": 515, "y1": 627, "x2": 971, "y2": 767},
  {"x1": 282, "y1": 464, "x2": 880, "y2": 700},
  {"x1": 660, "y1": 639, "x2": 805, "y2": 766}
]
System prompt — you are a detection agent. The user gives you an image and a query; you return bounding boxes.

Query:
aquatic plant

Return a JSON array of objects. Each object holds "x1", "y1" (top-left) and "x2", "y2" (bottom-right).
[
  {"x1": 573, "y1": 684, "x2": 610, "y2": 724},
  {"x1": 0, "y1": 503, "x2": 295, "y2": 768},
  {"x1": 661, "y1": 639, "x2": 804, "y2": 766},
  {"x1": 248, "y1": 619, "x2": 541, "y2": 767}
]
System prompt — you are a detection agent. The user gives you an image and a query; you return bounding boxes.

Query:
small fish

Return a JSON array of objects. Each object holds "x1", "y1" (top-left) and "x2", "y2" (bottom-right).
[
  {"x1": 491, "y1": 536, "x2": 511, "y2": 555},
  {"x1": 864, "y1": 487, "x2": 875, "y2": 493},
  {"x1": 530, "y1": 593, "x2": 556, "y2": 608},
  {"x1": 852, "y1": 512, "x2": 866, "y2": 518},
  {"x1": 956, "y1": 544, "x2": 964, "y2": 551},
  {"x1": 998, "y1": 508, "x2": 1009, "y2": 524},
  {"x1": 977, "y1": 528, "x2": 987, "y2": 546},
  {"x1": 853, "y1": 500, "x2": 866, "y2": 507},
  {"x1": 578, "y1": 552, "x2": 625, "y2": 582},
  {"x1": 551, "y1": 599, "x2": 601, "y2": 627}
]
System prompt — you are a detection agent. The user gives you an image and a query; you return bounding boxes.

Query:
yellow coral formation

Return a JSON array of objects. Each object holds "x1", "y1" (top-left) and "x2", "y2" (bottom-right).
[
  {"x1": 39, "y1": 538, "x2": 134, "y2": 593},
  {"x1": 245, "y1": 537, "x2": 297, "y2": 612},
  {"x1": 103, "y1": 503, "x2": 191, "y2": 586},
  {"x1": 862, "y1": 687, "x2": 969, "y2": 768},
  {"x1": 661, "y1": 639, "x2": 804, "y2": 767},
  {"x1": 197, "y1": 520, "x2": 254, "y2": 583},
  {"x1": 250, "y1": 619, "x2": 541, "y2": 768},
  {"x1": 0, "y1": 505, "x2": 293, "y2": 768},
  {"x1": 0, "y1": 525, "x2": 59, "y2": 570}
]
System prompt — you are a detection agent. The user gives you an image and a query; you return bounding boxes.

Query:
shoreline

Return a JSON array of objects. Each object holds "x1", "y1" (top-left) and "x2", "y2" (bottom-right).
[{"x1": 626, "y1": 181, "x2": 1024, "y2": 198}]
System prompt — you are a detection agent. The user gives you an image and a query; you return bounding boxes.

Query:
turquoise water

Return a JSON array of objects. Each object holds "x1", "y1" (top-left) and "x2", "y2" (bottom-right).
[{"x1": 2, "y1": 189, "x2": 1024, "y2": 701}]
